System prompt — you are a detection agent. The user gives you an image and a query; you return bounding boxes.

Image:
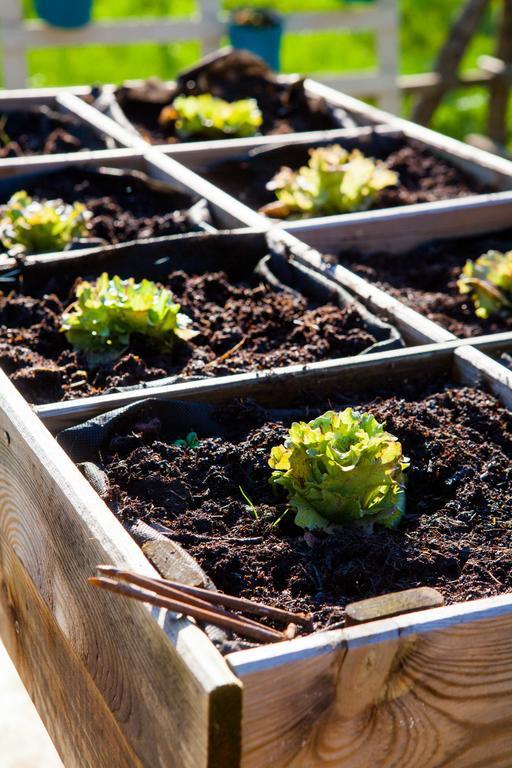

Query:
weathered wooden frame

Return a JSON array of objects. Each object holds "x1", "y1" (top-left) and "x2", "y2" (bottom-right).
[
  {"x1": 278, "y1": 200, "x2": 512, "y2": 344},
  {"x1": 2, "y1": 75, "x2": 512, "y2": 767},
  {"x1": 0, "y1": 88, "x2": 117, "y2": 153},
  {"x1": 2, "y1": 341, "x2": 512, "y2": 767},
  {"x1": 0, "y1": 145, "x2": 253, "y2": 230}
]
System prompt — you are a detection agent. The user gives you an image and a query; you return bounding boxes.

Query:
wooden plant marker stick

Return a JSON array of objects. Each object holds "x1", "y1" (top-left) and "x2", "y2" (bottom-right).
[
  {"x1": 89, "y1": 576, "x2": 284, "y2": 644},
  {"x1": 344, "y1": 586, "x2": 445, "y2": 627},
  {"x1": 98, "y1": 565, "x2": 313, "y2": 628},
  {"x1": 96, "y1": 566, "x2": 273, "y2": 634}
]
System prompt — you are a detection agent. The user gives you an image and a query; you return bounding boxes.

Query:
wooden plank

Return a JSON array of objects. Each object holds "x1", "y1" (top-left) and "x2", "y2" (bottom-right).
[
  {"x1": 0, "y1": 0, "x2": 27, "y2": 88},
  {"x1": 309, "y1": 74, "x2": 397, "y2": 100},
  {"x1": 487, "y1": 1, "x2": 512, "y2": 145},
  {"x1": 375, "y1": 0, "x2": 400, "y2": 113},
  {"x1": 0, "y1": 369, "x2": 242, "y2": 768},
  {"x1": 35, "y1": 336, "x2": 512, "y2": 433},
  {"x1": 398, "y1": 68, "x2": 495, "y2": 94},
  {"x1": 8, "y1": 18, "x2": 225, "y2": 49},
  {"x1": 344, "y1": 587, "x2": 445, "y2": 626},
  {"x1": 0, "y1": 148, "x2": 143, "y2": 178},
  {"x1": 412, "y1": 0, "x2": 490, "y2": 125},
  {"x1": 229, "y1": 594, "x2": 512, "y2": 768},
  {"x1": 157, "y1": 126, "x2": 400, "y2": 169},
  {"x1": 0, "y1": 85, "x2": 90, "y2": 101},
  {"x1": 455, "y1": 345, "x2": 512, "y2": 410},
  {"x1": 284, "y1": 7, "x2": 395, "y2": 33},
  {"x1": 283, "y1": 194, "x2": 512, "y2": 253}
]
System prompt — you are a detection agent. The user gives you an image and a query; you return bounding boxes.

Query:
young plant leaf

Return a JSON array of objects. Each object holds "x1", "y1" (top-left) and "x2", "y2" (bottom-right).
[
  {"x1": 260, "y1": 145, "x2": 398, "y2": 219},
  {"x1": 269, "y1": 408, "x2": 409, "y2": 532},
  {"x1": 458, "y1": 249, "x2": 512, "y2": 319},
  {"x1": 61, "y1": 272, "x2": 197, "y2": 364},
  {"x1": 0, "y1": 190, "x2": 90, "y2": 254},
  {"x1": 159, "y1": 94, "x2": 263, "y2": 139}
]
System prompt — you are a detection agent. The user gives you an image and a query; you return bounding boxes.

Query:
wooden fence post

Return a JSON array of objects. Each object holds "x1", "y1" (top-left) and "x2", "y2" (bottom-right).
[
  {"x1": 487, "y1": 0, "x2": 512, "y2": 145},
  {"x1": 1, "y1": 0, "x2": 27, "y2": 88},
  {"x1": 412, "y1": 0, "x2": 489, "y2": 125},
  {"x1": 376, "y1": 0, "x2": 400, "y2": 113}
]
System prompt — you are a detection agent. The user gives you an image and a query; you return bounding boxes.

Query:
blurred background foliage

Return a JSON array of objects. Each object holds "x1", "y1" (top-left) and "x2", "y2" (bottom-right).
[{"x1": 11, "y1": 0, "x2": 504, "y2": 142}]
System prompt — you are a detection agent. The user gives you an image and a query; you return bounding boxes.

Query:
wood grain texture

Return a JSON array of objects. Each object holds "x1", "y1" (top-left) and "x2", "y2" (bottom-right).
[
  {"x1": 0, "y1": 369, "x2": 242, "y2": 768},
  {"x1": 345, "y1": 587, "x2": 445, "y2": 626},
  {"x1": 283, "y1": 194, "x2": 512, "y2": 254},
  {"x1": 0, "y1": 147, "x2": 142, "y2": 179},
  {"x1": 37, "y1": 344, "x2": 457, "y2": 431},
  {"x1": 36, "y1": 336, "x2": 512, "y2": 432},
  {"x1": 230, "y1": 596, "x2": 512, "y2": 768}
]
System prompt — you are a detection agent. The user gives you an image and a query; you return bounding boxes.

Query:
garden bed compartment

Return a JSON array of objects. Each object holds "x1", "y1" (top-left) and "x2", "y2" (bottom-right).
[
  {"x1": 283, "y1": 200, "x2": 512, "y2": 344},
  {"x1": 0, "y1": 162, "x2": 214, "y2": 260},
  {"x1": 96, "y1": 49, "x2": 362, "y2": 145},
  {"x1": 4, "y1": 342, "x2": 511, "y2": 767},
  {"x1": 0, "y1": 230, "x2": 402, "y2": 405},
  {"x1": 193, "y1": 128, "x2": 508, "y2": 220}
]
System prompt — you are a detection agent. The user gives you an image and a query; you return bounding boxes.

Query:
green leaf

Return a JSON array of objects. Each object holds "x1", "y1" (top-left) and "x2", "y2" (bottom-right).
[
  {"x1": 269, "y1": 408, "x2": 409, "y2": 532},
  {"x1": 159, "y1": 94, "x2": 263, "y2": 139},
  {"x1": 0, "y1": 190, "x2": 91, "y2": 254},
  {"x1": 457, "y1": 249, "x2": 512, "y2": 319},
  {"x1": 260, "y1": 145, "x2": 398, "y2": 219},
  {"x1": 61, "y1": 272, "x2": 198, "y2": 365}
]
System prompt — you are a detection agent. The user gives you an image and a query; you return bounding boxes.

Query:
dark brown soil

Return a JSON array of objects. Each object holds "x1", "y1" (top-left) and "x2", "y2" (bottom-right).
[
  {"x1": 203, "y1": 134, "x2": 490, "y2": 215},
  {"x1": 99, "y1": 379, "x2": 512, "y2": 632},
  {"x1": 0, "y1": 168, "x2": 200, "y2": 246},
  {"x1": 0, "y1": 107, "x2": 108, "y2": 157},
  {"x1": 336, "y1": 227, "x2": 512, "y2": 337},
  {"x1": 0, "y1": 269, "x2": 380, "y2": 405}
]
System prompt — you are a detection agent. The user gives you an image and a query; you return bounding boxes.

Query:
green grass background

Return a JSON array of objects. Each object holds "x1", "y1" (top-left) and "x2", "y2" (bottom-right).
[{"x1": 11, "y1": 0, "x2": 507, "y2": 141}]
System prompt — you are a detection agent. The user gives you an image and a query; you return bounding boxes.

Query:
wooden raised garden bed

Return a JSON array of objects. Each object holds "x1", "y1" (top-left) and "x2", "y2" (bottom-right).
[
  {"x1": 2, "y1": 65, "x2": 512, "y2": 768},
  {"x1": 2, "y1": 341, "x2": 512, "y2": 768}
]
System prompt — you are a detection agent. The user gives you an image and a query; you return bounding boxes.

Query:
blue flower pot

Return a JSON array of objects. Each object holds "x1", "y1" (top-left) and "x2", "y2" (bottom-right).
[
  {"x1": 35, "y1": 0, "x2": 93, "y2": 28},
  {"x1": 229, "y1": 20, "x2": 283, "y2": 72}
]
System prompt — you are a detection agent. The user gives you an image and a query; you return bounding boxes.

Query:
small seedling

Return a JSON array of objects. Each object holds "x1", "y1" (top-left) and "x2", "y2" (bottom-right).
[
  {"x1": 61, "y1": 272, "x2": 197, "y2": 364},
  {"x1": 173, "y1": 432, "x2": 200, "y2": 449},
  {"x1": 269, "y1": 408, "x2": 409, "y2": 532},
  {"x1": 239, "y1": 485, "x2": 260, "y2": 520},
  {"x1": 260, "y1": 145, "x2": 398, "y2": 219},
  {"x1": 159, "y1": 94, "x2": 263, "y2": 139},
  {"x1": 0, "y1": 190, "x2": 90, "y2": 254},
  {"x1": 458, "y1": 249, "x2": 512, "y2": 319}
]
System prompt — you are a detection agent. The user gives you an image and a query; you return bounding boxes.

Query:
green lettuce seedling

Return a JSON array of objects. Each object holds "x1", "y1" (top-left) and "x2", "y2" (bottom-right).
[
  {"x1": 0, "y1": 190, "x2": 90, "y2": 254},
  {"x1": 457, "y1": 249, "x2": 512, "y2": 319},
  {"x1": 173, "y1": 432, "x2": 200, "y2": 449},
  {"x1": 62, "y1": 272, "x2": 197, "y2": 364},
  {"x1": 159, "y1": 94, "x2": 263, "y2": 139},
  {"x1": 260, "y1": 145, "x2": 398, "y2": 219},
  {"x1": 269, "y1": 408, "x2": 409, "y2": 532}
]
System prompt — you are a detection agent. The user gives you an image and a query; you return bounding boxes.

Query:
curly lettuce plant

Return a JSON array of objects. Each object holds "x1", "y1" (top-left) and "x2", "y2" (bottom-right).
[
  {"x1": 260, "y1": 145, "x2": 398, "y2": 219},
  {"x1": 159, "y1": 94, "x2": 263, "y2": 139},
  {"x1": 61, "y1": 272, "x2": 197, "y2": 364},
  {"x1": 457, "y1": 249, "x2": 512, "y2": 319},
  {"x1": 269, "y1": 408, "x2": 409, "y2": 532},
  {"x1": 0, "y1": 190, "x2": 90, "y2": 254}
]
